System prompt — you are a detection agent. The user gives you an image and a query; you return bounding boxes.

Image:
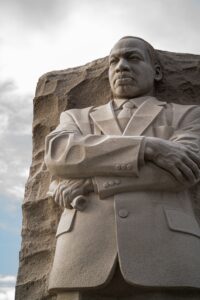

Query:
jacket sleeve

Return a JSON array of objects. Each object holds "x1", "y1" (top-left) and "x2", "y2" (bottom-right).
[
  {"x1": 94, "y1": 105, "x2": 200, "y2": 198},
  {"x1": 170, "y1": 105, "x2": 200, "y2": 153},
  {"x1": 45, "y1": 110, "x2": 144, "y2": 178},
  {"x1": 93, "y1": 164, "x2": 190, "y2": 199}
]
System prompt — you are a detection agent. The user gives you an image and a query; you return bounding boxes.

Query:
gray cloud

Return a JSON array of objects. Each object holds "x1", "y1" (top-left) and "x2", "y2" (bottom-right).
[
  {"x1": 0, "y1": 80, "x2": 16, "y2": 94},
  {"x1": 0, "y1": 0, "x2": 200, "y2": 54},
  {"x1": 0, "y1": 0, "x2": 69, "y2": 31},
  {"x1": 0, "y1": 80, "x2": 32, "y2": 203},
  {"x1": 95, "y1": 0, "x2": 200, "y2": 53}
]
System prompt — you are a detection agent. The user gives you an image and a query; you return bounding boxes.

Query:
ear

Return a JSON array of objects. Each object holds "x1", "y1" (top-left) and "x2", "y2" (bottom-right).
[{"x1": 154, "y1": 64, "x2": 163, "y2": 82}]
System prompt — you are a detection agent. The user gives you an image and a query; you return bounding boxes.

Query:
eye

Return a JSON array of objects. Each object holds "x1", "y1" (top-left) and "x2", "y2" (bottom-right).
[
  {"x1": 109, "y1": 58, "x2": 118, "y2": 66},
  {"x1": 128, "y1": 55, "x2": 141, "y2": 61}
]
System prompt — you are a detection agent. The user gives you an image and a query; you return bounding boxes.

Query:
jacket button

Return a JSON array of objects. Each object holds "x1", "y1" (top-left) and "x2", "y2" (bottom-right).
[
  {"x1": 118, "y1": 209, "x2": 129, "y2": 218},
  {"x1": 116, "y1": 164, "x2": 121, "y2": 170},
  {"x1": 114, "y1": 179, "x2": 121, "y2": 185},
  {"x1": 127, "y1": 164, "x2": 133, "y2": 170}
]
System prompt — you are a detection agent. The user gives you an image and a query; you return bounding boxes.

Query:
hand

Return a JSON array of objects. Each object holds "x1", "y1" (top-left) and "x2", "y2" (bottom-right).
[
  {"x1": 53, "y1": 178, "x2": 94, "y2": 209},
  {"x1": 144, "y1": 137, "x2": 200, "y2": 185}
]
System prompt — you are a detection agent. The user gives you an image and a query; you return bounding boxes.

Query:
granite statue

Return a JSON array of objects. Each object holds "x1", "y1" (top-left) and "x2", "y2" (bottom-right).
[{"x1": 45, "y1": 36, "x2": 200, "y2": 300}]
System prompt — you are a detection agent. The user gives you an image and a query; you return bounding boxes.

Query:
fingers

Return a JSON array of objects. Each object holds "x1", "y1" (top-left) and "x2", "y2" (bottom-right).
[
  {"x1": 168, "y1": 167, "x2": 188, "y2": 185},
  {"x1": 177, "y1": 162, "x2": 197, "y2": 184},
  {"x1": 158, "y1": 161, "x2": 188, "y2": 184},
  {"x1": 156, "y1": 156, "x2": 198, "y2": 185},
  {"x1": 54, "y1": 187, "x2": 64, "y2": 207},
  {"x1": 182, "y1": 156, "x2": 200, "y2": 180},
  {"x1": 59, "y1": 181, "x2": 80, "y2": 208},
  {"x1": 54, "y1": 179, "x2": 86, "y2": 209},
  {"x1": 187, "y1": 150, "x2": 200, "y2": 168}
]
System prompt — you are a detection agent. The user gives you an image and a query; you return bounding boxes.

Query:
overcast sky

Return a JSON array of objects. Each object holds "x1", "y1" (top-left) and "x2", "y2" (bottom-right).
[{"x1": 0, "y1": 0, "x2": 200, "y2": 299}]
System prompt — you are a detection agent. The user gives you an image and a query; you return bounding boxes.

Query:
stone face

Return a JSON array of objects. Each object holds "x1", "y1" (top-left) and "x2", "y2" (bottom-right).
[{"x1": 16, "y1": 50, "x2": 200, "y2": 299}]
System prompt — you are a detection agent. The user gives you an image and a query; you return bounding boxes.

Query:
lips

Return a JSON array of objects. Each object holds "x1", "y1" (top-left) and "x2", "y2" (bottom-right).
[{"x1": 114, "y1": 76, "x2": 134, "y2": 86}]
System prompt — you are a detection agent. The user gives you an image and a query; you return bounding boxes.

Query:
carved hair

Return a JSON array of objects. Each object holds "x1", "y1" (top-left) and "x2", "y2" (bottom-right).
[{"x1": 116, "y1": 36, "x2": 160, "y2": 66}]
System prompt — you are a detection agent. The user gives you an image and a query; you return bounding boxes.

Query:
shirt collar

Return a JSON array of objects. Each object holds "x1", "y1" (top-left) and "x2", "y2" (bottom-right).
[{"x1": 113, "y1": 96, "x2": 149, "y2": 110}]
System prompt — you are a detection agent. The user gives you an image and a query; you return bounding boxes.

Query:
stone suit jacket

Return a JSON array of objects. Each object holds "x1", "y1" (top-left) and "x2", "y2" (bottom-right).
[{"x1": 45, "y1": 97, "x2": 200, "y2": 292}]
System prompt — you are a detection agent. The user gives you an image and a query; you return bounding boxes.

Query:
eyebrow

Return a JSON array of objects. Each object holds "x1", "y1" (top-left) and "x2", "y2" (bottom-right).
[{"x1": 110, "y1": 49, "x2": 144, "y2": 59}]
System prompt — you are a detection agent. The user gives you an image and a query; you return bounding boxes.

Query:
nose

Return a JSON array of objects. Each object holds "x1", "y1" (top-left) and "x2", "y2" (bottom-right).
[{"x1": 115, "y1": 58, "x2": 130, "y2": 72}]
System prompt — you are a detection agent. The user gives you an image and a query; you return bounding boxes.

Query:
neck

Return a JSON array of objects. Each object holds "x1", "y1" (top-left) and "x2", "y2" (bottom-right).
[
  {"x1": 113, "y1": 87, "x2": 155, "y2": 101},
  {"x1": 114, "y1": 95, "x2": 150, "y2": 101}
]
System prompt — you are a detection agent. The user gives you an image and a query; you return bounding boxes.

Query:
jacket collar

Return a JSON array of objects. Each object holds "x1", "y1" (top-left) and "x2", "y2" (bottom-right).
[
  {"x1": 113, "y1": 96, "x2": 149, "y2": 110},
  {"x1": 90, "y1": 97, "x2": 166, "y2": 136}
]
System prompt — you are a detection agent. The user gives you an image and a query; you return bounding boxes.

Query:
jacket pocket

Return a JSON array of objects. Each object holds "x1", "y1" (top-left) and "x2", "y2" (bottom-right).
[
  {"x1": 56, "y1": 209, "x2": 77, "y2": 237},
  {"x1": 164, "y1": 208, "x2": 200, "y2": 238}
]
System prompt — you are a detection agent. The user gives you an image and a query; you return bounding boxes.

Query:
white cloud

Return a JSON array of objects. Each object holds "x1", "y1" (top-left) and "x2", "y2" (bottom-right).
[
  {"x1": 7, "y1": 186, "x2": 25, "y2": 200},
  {"x1": 0, "y1": 275, "x2": 16, "y2": 300},
  {"x1": 0, "y1": 288, "x2": 15, "y2": 300},
  {"x1": 0, "y1": 276, "x2": 16, "y2": 284}
]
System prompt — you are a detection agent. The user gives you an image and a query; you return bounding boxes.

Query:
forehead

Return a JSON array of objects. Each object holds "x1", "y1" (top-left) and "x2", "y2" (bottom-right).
[{"x1": 110, "y1": 38, "x2": 149, "y2": 58}]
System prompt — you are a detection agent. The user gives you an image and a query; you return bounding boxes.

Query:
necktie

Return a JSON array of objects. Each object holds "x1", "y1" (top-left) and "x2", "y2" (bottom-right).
[{"x1": 117, "y1": 101, "x2": 135, "y2": 131}]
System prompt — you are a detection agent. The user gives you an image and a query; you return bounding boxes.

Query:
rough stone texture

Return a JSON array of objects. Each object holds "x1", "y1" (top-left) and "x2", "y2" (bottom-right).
[{"x1": 16, "y1": 50, "x2": 200, "y2": 300}]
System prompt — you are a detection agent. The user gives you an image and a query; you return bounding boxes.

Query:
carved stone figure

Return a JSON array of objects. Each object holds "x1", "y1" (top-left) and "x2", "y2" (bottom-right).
[{"x1": 44, "y1": 37, "x2": 200, "y2": 300}]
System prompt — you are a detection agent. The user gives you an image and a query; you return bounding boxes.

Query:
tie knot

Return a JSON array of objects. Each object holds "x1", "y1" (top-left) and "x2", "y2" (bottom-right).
[{"x1": 123, "y1": 101, "x2": 135, "y2": 109}]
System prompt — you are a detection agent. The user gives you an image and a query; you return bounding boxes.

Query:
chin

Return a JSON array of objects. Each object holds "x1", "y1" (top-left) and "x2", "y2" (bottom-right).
[{"x1": 113, "y1": 86, "x2": 140, "y2": 99}]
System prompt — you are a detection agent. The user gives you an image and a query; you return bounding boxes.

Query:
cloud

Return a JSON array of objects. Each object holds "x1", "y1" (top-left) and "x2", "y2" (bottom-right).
[
  {"x1": 0, "y1": 0, "x2": 69, "y2": 31},
  {"x1": 0, "y1": 276, "x2": 16, "y2": 285},
  {"x1": 0, "y1": 288, "x2": 15, "y2": 300},
  {"x1": 0, "y1": 0, "x2": 200, "y2": 96},
  {"x1": 1, "y1": 0, "x2": 199, "y2": 53},
  {"x1": 77, "y1": 0, "x2": 200, "y2": 53},
  {"x1": 0, "y1": 81, "x2": 16, "y2": 94},
  {"x1": 0, "y1": 276, "x2": 15, "y2": 300},
  {"x1": 0, "y1": 79, "x2": 32, "y2": 204}
]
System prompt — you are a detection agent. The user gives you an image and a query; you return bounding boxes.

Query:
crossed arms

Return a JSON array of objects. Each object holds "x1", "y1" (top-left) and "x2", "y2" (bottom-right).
[{"x1": 45, "y1": 106, "x2": 200, "y2": 208}]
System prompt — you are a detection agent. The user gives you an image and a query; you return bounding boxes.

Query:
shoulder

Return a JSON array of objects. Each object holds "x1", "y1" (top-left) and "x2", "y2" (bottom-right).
[
  {"x1": 57, "y1": 106, "x2": 95, "y2": 134},
  {"x1": 170, "y1": 102, "x2": 200, "y2": 116},
  {"x1": 163, "y1": 101, "x2": 200, "y2": 115},
  {"x1": 170, "y1": 102, "x2": 199, "y2": 110},
  {"x1": 168, "y1": 103, "x2": 200, "y2": 127},
  {"x1": 59, "y1": 101, "x2": 110, "y2": 124},
  {"x1": 60, "y1": 105, "x2": 94, "y2": 120}
]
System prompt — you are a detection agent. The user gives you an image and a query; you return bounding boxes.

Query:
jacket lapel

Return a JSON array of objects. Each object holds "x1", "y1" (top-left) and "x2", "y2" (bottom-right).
[
  {"x1": 123, "y1": 97, "x2": 166, "y2": 136},
  {"x1": 90, "y1": 101, "x2": 122, "y2": 135}
]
